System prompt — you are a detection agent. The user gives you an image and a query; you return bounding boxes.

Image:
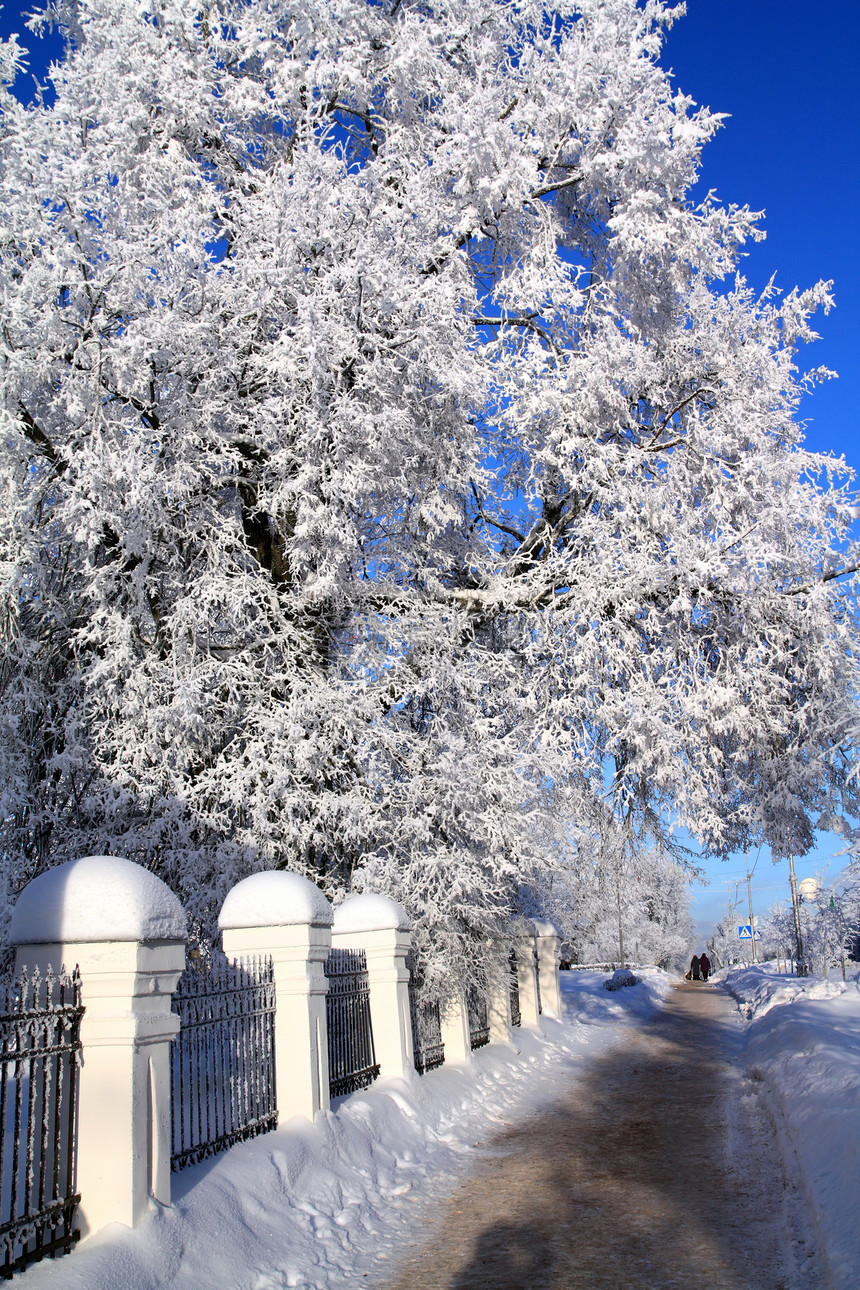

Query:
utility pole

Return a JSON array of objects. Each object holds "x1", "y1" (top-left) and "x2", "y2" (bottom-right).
[
  {"x1": 787, "y1": 853, "x2": 807, "y2": 977},
  {"x1": 745, "y1": 853, "x2": 757, "y2": 965}
]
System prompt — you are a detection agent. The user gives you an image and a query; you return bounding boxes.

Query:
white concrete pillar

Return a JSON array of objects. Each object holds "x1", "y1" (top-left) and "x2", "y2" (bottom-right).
[
  {"x1": 438, "y1": 991, "x2": 472, "y2": 1065},
  {"x1": 219, "y1": 871, "x2": 332, "y2": 1122},
  {"x1": 487, "y1": 954, "x2": 514, "y2": 1045},
  {"x1": 514, "y1": 930, "x2": 542, "y2": 1028},
  {"x1": 9, "y1": 855, "x2": 186, "y2": 1239},
  {"x1": 532, "y1": 919, "x2": 563, "y2": 1019},
  {"x1": 331, "y1": 894, "x2": 414, "y2": 1081}
]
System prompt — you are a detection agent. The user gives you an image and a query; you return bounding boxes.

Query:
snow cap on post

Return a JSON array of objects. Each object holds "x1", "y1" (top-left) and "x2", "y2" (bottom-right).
[
  {"x1": 333, "y1": 893, "x2": 410, "y2": 934},
  {"x1": 531, "y1": 919, "x2": 561, "y2": 938},
  {"x1": 219, "y1": 870, "x2": 332, "y2": 930},
  {"x1": 9, "y1": 855, "x2": 186, "y2": 945}
]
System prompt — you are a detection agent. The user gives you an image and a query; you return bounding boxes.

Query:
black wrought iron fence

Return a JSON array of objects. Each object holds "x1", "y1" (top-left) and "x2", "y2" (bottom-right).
[
  {"x1": 466, "y1": 986, "x2": 489, "y2": 1050},
  {"x1": 509, "y1": 952, "x2": 521, "y2": 1028},
  {"x1": 171, "y1": 953, "x2": 277, "y2": 1171},
  {"x1": 324, "y1": 949, "x2": 379, "y2": 1097},
  {"x1": 0, "y1": 964, "x2": 83, "y2": 1279},
  {"x1": 406, "y1": 953, "x2": 444, "y2": 1075}
]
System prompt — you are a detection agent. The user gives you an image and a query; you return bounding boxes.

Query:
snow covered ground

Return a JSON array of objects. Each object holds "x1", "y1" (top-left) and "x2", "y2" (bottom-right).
[
  {"x1": 14, "y1": 971, "x2": 671, "y2": 1290},
  {"x1": 717, "y1": 962, "x2": 860, "y2": 1290},
  {"x1": 16, "y1": 963, "x2": 858, "y2": 1289}
]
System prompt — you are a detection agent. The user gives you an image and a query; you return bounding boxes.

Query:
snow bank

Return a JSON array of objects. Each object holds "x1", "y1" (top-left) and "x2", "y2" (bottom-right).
[
  {"x1": 10, "y1": 855, "x2": 186, "y2": 945},
  {"x1": 14, "y1": 968, "x2": 669, "y2": 1290},
  {"x1": 720, "y1": 962, "x2": 847, "y2": 1020},
  {"x1": 219, "y1": 871, "x2": 332, "y2": 930},
  {"x1": 333, "y1": 893, "x2": 410, "y2": 934},
  {"x1": 560, "y1": 964, "x2": 672, "y2": 1015},
  {"x1": 721, "y1": 963, "x2": 860, "y2": 1288}
]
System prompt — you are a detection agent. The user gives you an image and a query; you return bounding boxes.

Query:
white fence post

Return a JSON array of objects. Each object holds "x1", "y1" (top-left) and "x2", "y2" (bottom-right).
[
  {"x1": 514, "y1": 928, "x2": 542, "y2": 1027},
  {"x1": 532, "y1": 920, "x2": 562, "y2": 1019},
  {"x1": 331, "y1": 895, "x2": 414, "y2": 1081},
  {"x1": 487, "y1": 956, "x2": 514, "y2": 1045},
  {"x1": 9, "y1": 855, "x2": 185, "y2": 1239},
  {"x1": 439, "y1": 991, "x2": 472, "y2": 1065},
  {"x1": 219, "y1": 871, "x2": 332, "y2": 1122}
]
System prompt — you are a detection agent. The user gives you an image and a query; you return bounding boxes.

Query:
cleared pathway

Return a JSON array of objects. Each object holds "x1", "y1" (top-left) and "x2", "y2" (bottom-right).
[{"x1": 385, "y1": 983, "x2": 825, "y2": 1290}]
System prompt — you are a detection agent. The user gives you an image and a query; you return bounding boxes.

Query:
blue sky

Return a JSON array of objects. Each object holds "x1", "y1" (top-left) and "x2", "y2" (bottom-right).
[
  {"x1": 2, "y1": 0, "x2": 857, "y2": 932},
  {"x1": 661, "y1": 0, "x2": 860, "y2": 472},
  {"x1": 660, "y1": 0, "x2": 860, "y2": 934}
]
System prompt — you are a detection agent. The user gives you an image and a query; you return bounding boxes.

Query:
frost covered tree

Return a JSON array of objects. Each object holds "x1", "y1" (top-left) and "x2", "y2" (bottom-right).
[
  {"x1": 759, "y1": 873, "x2": 860, "y2": 977},
  {"x1": 705, "y1": 885, "x2": 750, "y2": 968},
  {"x1": 1, "y1": 0, "x2": 858, "y2": 960},
  {"x1": 534, "y1": 823, "x2": 695, "y2": 969}
]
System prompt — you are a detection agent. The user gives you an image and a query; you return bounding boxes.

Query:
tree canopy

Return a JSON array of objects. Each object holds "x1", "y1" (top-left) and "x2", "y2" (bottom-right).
[{"x1": 1, "y1": 0, "x2": 857, "y2": 964}]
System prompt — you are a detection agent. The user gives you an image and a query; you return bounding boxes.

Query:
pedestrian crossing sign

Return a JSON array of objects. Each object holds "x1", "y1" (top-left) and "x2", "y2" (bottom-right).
[{"x1": 738, "y1": 925, "x2": 753, "y2": 939}]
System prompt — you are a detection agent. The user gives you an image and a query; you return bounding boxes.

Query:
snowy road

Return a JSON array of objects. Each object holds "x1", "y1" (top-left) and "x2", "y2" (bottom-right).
[{"x1": 385, "y1": 983, "x2": 825, "y2": 1290}]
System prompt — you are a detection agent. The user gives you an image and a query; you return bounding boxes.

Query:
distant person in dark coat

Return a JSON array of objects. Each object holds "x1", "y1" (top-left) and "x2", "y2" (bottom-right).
[
  {"x1": 699, "y1": 952, "x2": 712, "y2": 981},
  {"x1": 686, "y1": 954, "x2": 701, "y2": 981}
]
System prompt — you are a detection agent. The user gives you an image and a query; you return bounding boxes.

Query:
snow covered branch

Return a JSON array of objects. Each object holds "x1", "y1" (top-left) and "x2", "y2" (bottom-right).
[{"x1": 0, "y1": 0, "x2": 857, "y2": 977}]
